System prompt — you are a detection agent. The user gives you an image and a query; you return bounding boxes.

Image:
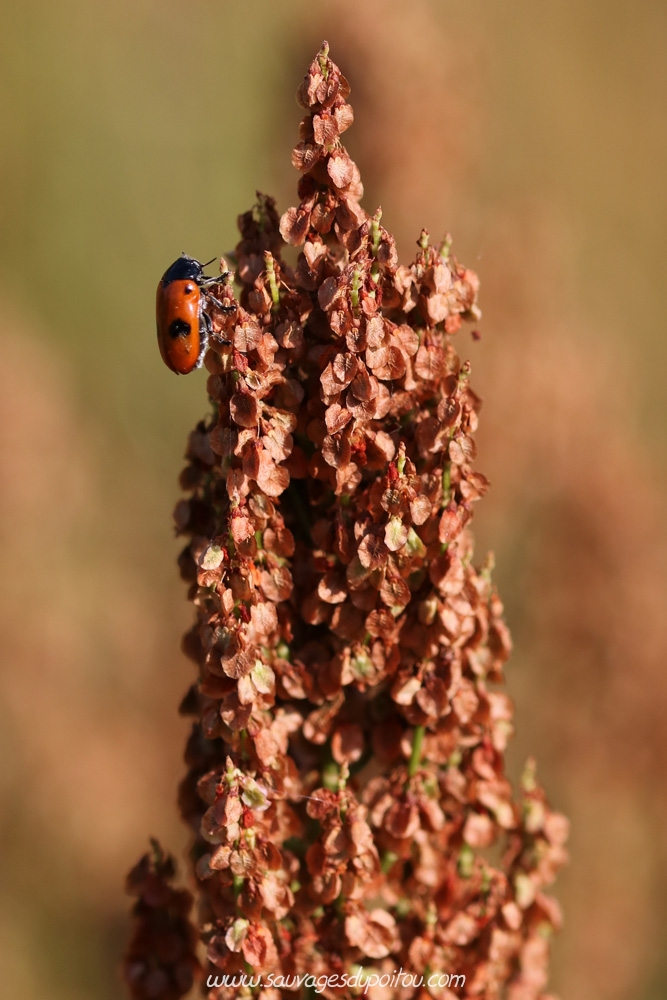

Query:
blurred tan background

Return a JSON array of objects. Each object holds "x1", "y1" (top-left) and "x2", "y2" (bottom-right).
[{"x1": 1, "y1": 1, "x2": 666, "y2": 997}]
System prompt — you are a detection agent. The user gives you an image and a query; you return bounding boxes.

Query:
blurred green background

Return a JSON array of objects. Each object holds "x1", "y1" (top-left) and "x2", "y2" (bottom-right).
[{"x1": 1, "y1": 1, "x2": 666, "y2": 998}]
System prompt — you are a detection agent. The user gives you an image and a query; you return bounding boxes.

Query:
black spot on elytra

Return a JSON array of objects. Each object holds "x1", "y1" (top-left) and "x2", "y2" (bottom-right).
[{"x1": 169, "y1": 318, "x2": 191, "y2": 339}]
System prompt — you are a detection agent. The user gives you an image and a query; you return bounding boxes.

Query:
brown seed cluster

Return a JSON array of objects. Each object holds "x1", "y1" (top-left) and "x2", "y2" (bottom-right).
[
  {"x1": 125, "y1": 42, "x2": 567, "y2": 1000},
  {"x1": 123, "y1": 841, "x2": 201, "y2": 1000}
]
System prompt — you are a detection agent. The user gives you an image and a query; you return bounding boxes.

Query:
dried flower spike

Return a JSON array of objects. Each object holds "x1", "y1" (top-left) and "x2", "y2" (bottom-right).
[
  {"x1": 124, "y1": 41, "x2": 567, "y2": 1000},
  {"x1": 123, "y1": 840, "x2": 200, "y2": 1000}
]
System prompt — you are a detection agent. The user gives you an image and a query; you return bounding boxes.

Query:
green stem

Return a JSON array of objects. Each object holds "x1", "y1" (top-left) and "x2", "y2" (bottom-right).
[
  {"x1": 408, "y1": 725, "x2": 425, "y2": 778},
  {"x1": 318, "y1": 41, "x2": 330, "y2": 78},
  {"x1": 439, "y1": 232, "x2": 452, "y2": 261},
  {"x1": 381, "y1": 850, "x2": 398, "y2": 874},
  {"x1": 442, "y1": 462, "x2": 451, "y2": 505},
  {"x1": 370, "y1": 208, "x2": 382, "y2": 254},
  {"x1": 264, "y1": 251, "x2": 280, "y2": 310},
  {"x1": 350, "y1": 267, "x2": 362, "y2": 313}
]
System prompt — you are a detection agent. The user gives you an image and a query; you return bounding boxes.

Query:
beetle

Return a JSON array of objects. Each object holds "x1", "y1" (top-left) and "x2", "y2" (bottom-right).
[{"x1": 156, "y1": 253, "x2": 233, "y2": 374}]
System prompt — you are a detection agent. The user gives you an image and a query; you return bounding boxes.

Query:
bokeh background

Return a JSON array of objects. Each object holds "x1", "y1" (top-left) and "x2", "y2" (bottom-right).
[{"x1": 1, "y1": 1, "x2": 666, "y2": 997}]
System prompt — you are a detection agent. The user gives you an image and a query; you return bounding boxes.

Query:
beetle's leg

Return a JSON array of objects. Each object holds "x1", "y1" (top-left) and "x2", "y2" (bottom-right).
[
  {"x1": 200, "y1": 272, "x2": 231, "y2": 289},
  {"x1": 196, "y1": 306, "x2": 212, "y2": 368},
  {"x1": 207, "y1": 293, "x2": 236, "y2": 313},
  {"x1": 201, "y1": 294, "x2": 235, "y2": 353}
]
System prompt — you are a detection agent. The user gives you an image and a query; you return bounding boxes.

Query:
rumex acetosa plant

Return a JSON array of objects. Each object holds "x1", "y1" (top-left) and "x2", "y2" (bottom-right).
[{"x1": 123, "y1": 42, "x2": 568, "y2": 1000}]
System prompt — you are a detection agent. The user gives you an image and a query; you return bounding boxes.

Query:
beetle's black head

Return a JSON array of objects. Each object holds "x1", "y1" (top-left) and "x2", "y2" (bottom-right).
[{"x1": 160, "y1": 253, "x2": 205, "y2": 286}]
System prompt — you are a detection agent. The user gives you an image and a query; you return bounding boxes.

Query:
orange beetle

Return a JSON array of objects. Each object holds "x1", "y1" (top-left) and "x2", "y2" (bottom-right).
[{"x1": 156, "y1": 254, "x2": 231, "y2": 374}]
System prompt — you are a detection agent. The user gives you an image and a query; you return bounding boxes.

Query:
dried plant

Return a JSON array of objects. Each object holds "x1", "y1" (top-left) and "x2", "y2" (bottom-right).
[
  {"x1": 124, "y1": 43, "x2": 567, "y2": 1000},
  {"x1": 308, "y1": 18, "x2": 667, "y2": 997}
]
